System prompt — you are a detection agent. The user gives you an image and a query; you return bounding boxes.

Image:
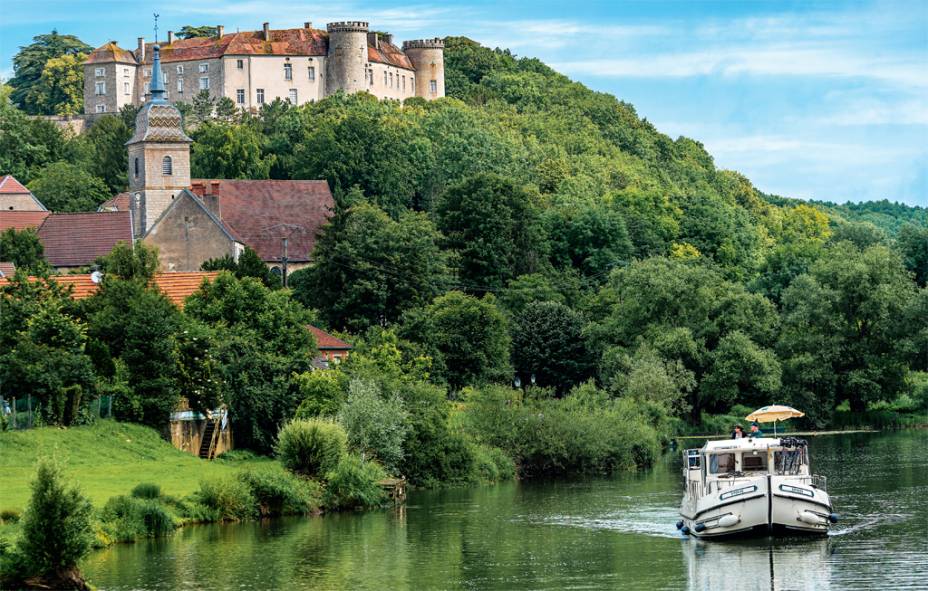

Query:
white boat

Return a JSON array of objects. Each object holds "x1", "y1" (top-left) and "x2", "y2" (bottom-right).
[{"x1": 677, "y1": 436, "x2": 838, "y2": 538}]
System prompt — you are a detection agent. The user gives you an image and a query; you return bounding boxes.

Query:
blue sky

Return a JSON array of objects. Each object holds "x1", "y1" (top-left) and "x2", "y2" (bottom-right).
[{"x1": 2, "y1": 0, "x2": 926, "y2": 206}]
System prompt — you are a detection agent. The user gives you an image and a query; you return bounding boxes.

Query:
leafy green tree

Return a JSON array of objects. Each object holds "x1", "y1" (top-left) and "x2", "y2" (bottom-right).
[
  {"x1": 0, "y1": 85, "x2": 67, "y2": 182},
  {"x1": 215, "y1": 96, "x2": 237, "y2": 120},
  {"x1": 603, "y1": 344, "x2": 695, "y2": 417},
  {"x1": 400, "y1": 291, "x2": 510, "y2": 390},
  {"x1": 294, "y1": 369, "x2": 349, "y2": 418},
  {"x1": 436, "y1": 173, "x2": 546, "y2": 292},
  {"x1": 543, "y1": 202, "x2": 633, "y2": 281},
  {"x1": 177, "y1": 25, "x2": 219, "y2": 39},
  {"x1": 201, "y1": 246, "x2": 280, "y2": 288},
  {"x1": 296, "y1": 202, "x2": 450, "y2": 331},
  {"x1": 897, "y1": 223, "x2": 928, "y2": 287},
  {"x1": 191, "y1": 89, "x2": 215, "y2": 121},
  {"x1": 27, "y1": 162, "x2": 111, "y2": 212},
  {"x1": 174, "y1": 316, "x2": 223, "y2": 414},
  {"x1": 829, "y1": 220, "x2": 885, "y2": 249},
  {"x1": 0, "y1": 228, "x2": 48, "y2": 273},
  {"x1": 8, "y1": 31, "x2": 91, "y2": 114},
  {"x1": 510, "y1": 301, "x2": 591, "y2": 394},
  {"x1": 191, "y1": 121, "x2": 275, "y2": 179},
  {"x1": 96, "y1": 241, "x2": 159, "y2": 280},
  {"x1": 337, "y1": 379, "x2": 409, "y2": 472},
  {"x1": 81, "y1": 114, "x2": 131, "y2": 192}
]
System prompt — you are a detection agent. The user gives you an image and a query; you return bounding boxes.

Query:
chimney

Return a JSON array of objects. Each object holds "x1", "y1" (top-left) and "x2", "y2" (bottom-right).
[
  {"x1": 191, "y1": 182, "x2": 206, "y2": 197},
  {"x1": 137, "y1": 37, "x2": 145, "y2": 61},
  {"x1": 263, "y1": 22, "x2": 270, "y2": 40},
  {"x1": 304, "y1": 21, "x2": 312, "y2": 29},
  {"x1": 383, "y1": 33, "x2": 393, "y2": 46},
  {"x1": 217, "y1": 25, "x2": 224, "y2": 38},
  {"x1": 210, "y1": 181, "x2": 221, "y2": 194},
  {"x1": 368, "y1": 32, "x2": 379, "y2": 49},
  {"x1": 167, "y1": 30, "x2": 174, "y2": 45}
]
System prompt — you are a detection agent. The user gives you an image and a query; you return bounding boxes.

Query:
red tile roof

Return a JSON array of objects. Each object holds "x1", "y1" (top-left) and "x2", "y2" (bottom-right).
[
  {"x1": 0, "y1": 262, "x2": 15, "y2": 277},
  {"x1": 0, "y1": 175, "x2": 31, "y2": 194},
  {"x1": 37, "y1": 212, "x2": 133, "y2": 268},
  {"x1": 0, "y1": 211, "x2": 50, "y2": 232},
  {"x1": 308, "y1": 325, "x2": 353, "y2": 350},
  {"x1": 0, "y1": 272, "x2": 219, "y2": 307},
  {"x1": 190, "y1": 179, "x2": 334, "y2": 263},
  {"x1": 86, "y1": 42, "x2": 138, "y2": 65},
  {"x1": 99, "y1": 192, "x2": 131, "y2": 212},
  {"x1": 369, "y1": 41, "x2": 414, "y2": 70}
]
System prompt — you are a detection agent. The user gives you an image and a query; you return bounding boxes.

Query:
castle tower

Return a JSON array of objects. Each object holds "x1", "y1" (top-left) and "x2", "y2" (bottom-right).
[
  {"x1": 125, "y1": 45, "x2": 192, "y2": 237},
  {"x1": 403, "y1": 39, "x2": 445, "y2": 100},
  {"x1": 325, "y1": 21, "x2": 369, "y2": 95}
]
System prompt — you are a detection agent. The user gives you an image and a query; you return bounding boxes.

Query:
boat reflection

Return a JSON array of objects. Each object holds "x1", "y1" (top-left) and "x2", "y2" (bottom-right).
[{"x1": 682, "y1": 536, "x2": 833, "y2": 591}]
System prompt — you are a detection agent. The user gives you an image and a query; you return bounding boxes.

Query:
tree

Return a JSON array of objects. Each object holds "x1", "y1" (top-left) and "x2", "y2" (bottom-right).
[
  {"x1": 177, "y1": 25, "x2": 219, "y2": 39},
  {"x1": 511, "y1": 301, "x2": 591, "y2": 394},
  {"x1": 34, "y1": 53, "x2": 86, "y2": 116},
  {"x1": 201, "y1": 246, "x2": 280, "y2": 288},
  {"x1": 400, "y1": 291, "x2": 510, "y2": 390},
  {"x1": 296, "y1": 202, "x2": 450, "y2": 331},
  {"x1": 829, "y1": 220, "x2": 885, "y2": 249},
  {"x1": 191, "y1": 121, "x2": 274, "y2": 179},
  {"x1": 8, "y1": 31, "x2": 91, "y2": 114},
  {"x1": 543, "y1": 202, "x2": 633, "y2": 281},
  {"x1": 337, "y1": 379, "x2": 409, "y2": 472},
  {"x1": 96, "y1": 241, "x2": 160, "y2": 280},
  {"x1": 897, "y1": 223, "x2": 928, "y2": 287},
  {"x1": 603, "y1": 344, "x2": 695, "y2": 417},
  {"x1": 192, "y1": 89, "x2": 215, "y2": 122},
  {"x1": 0, "y1": 228, "x2": 48, "y2": 273},
  {"x1": 27, "y1": 162, "x2": 111, "y2": 212},
  {"x1": 436, "y1": 173, "x2": 546, "y2": 292},
  {"x1": 81, "y1": 114, "x2": 131, "y2": 192},
  {"x1": 0, "y1": 85, "x2": 67, "y2": 183},
  {"x1": 215, "y1": 96, "x2": 237, "y2": 120}
]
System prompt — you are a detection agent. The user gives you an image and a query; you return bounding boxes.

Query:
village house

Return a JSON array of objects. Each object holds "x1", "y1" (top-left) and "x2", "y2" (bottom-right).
[
  {"x1": 0, "y1": 175, "x2": 47, "y2": 212},
  {"x1": 83, "y1": 20, "x2": 444, "y2": 115}
]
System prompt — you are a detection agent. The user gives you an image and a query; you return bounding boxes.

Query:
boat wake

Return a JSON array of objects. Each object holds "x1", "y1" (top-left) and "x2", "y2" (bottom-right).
[
  {"x1": 533, "y1": 506, "x2": 683, "y2": 539},
  {"x1": 827, "y1": 513, "x2": 909, "y2": 536}
]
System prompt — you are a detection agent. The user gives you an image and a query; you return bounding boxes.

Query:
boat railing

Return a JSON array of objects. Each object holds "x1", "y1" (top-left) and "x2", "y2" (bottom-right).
[{"x1": 812, "y1": 474, "x2": 827, "y2": 491}]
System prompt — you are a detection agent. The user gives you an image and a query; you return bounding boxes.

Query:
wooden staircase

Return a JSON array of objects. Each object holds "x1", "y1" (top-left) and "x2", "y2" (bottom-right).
[{"x1": 198, "y1": 416, "x2": 220, "y2": 460}]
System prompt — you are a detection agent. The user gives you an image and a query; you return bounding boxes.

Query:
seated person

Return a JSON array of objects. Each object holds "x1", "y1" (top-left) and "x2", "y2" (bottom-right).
[
  {"x1": 749, "y1": 422, "x2": 763, "y2": 438},
  {"x1": 731, "y1": 425, "x2": 745, "y2": 439}
]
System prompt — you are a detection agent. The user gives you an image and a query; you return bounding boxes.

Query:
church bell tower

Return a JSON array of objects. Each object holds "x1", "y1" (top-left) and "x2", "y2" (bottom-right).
[{"x1": 125, "y1": 44, "x2": 192, "y2": 237}]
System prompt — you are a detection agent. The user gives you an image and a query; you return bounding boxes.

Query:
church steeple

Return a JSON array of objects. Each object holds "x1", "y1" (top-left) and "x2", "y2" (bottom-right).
[{"x1": 149, "y1": 45, "x2": 167, "y2": 104}]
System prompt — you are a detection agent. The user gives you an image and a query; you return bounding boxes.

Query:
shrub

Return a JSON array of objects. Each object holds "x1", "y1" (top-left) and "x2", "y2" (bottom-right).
[
  {"x1": 337, "y1": 379, "x2": 409, "y2": 472},
  {"x1": 195, "y1": 478, "x2": 257, "y2": 521},
  {"x1": 323, "y1": 455, "x2": 387, "y2": 511},
  {"x1": 16, "y1": 460, "x2": 94, "y2": 579},
  {"x1": 276, "y1": 418, "x2": 347, "y2": 478},
  {"x1": 237, "y1": 470, "x2": 321, "y2": 517},
  {"x1": 469, "y1": 444, "x2": 516, "y2": 483},
  {"x1": 0, "y1": 509, "x2": 20, "y2": 524},
  {"x1": 294, "y1": 369, "x2": 348, "y2": 418},
  {"x1": 99, "y1": 495, "x2": 175, "y2": 542},
  {"x1": 131, "y1": 483, "x2": 161, "y2": 499}
]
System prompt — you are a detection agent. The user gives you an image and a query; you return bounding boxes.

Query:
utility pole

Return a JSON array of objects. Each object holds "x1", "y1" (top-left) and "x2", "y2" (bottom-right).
[{"x1": 281, "y1": 237, "x2": 289, "y2": 288}]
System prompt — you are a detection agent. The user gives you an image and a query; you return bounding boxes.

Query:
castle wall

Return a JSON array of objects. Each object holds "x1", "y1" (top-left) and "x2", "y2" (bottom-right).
[
  {"x1": 140, "y1": 58, "x2": 223, "y2": 105},
  {"x1": 404, "y1": 40, "x2": 445, "y2": 100},
  {"x1": 326, "y1": 22, "x2": 369, "y2": 95},
  {"x1": 222, "y1": 55, "x2": 326, "y2": 109},
  {"x1": 367, "y1": 62, "x2": 417, "y2": 101},
  {"x1": 84, "y1": 62, "x2": 137, "y2": 114}
]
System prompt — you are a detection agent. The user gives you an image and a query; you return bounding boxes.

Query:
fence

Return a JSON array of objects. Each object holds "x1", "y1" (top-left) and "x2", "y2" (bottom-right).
[{"x1": 0, "y1": 395, "x2": 115, "y2": 430}]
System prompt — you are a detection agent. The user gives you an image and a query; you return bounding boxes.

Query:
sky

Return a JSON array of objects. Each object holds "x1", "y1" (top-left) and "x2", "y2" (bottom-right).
[{"x1": 1, "y1": 0, "x2": 926, "y2": 206}]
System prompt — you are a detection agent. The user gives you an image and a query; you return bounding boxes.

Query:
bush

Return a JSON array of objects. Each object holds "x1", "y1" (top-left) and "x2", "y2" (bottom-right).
[
  {"x1": 323, "y1": 455, "x2": 387, "y2": 511},
  {"x1": 276, "y1": 418, "x2": 347, "y2": 478},
  {"x1": 0, "y1": 509, "x2": 20, "y2": 524},
  {"x1": 337, "y1": 379, "x2": 409, "y2": 472},
  {"x1": 469, "y1": 444, "x2": 516, "y2": 483},
  {"x1": 195, "y1": 478, "x2": 257, "y2": 521},
  {"x1": 237, "y1": 470, "x2": 321, "y2": 517},
  {"x1": 131, "y1": 483, "x2": 161, "y2": 499},
  {"x1": 99, "y1": 495, "x2": 175, "y2": 542},
  {"x1": 294, "y1": 370, "x2": 348, "y2": 418}
]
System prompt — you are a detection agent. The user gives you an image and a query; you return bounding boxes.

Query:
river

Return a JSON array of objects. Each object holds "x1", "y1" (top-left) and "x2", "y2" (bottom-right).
[{"x1": 82, "y1": 430, "x2": 928, "y2": 590}]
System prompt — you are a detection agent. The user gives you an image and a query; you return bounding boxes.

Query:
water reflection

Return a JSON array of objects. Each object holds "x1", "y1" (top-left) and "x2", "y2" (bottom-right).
[{"x1": 682, "y1": 537, "x2": 832, "y2": 591}]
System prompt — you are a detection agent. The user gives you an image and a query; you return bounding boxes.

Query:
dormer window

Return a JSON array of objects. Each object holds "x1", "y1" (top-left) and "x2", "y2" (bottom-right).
[{"x1": 162, "y1": 156, "x2": 173, "y2": 176}]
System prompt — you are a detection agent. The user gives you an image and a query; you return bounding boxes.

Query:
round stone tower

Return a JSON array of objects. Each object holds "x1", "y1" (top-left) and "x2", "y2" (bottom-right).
[
  {"x1": 326, "y1": 21, "x2": 369, "y2": 96},
  {"x1": 402, "y1": 38, "x2": 445, "y2": 100}
]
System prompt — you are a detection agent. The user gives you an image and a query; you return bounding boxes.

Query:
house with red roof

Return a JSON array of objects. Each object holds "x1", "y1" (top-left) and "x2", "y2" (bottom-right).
[
  {"x1": 36, "y1": 211, "x2": 134, "y2": 271},
  {"x1": 0, "y1": 175, "x2": 46, "y2": 212},
  {"x1": 308, "y1": 325, "x2": 353, "y2": 366},
  {"x1": 83, "y1": 20, "x2": 444, "y2": 116}
]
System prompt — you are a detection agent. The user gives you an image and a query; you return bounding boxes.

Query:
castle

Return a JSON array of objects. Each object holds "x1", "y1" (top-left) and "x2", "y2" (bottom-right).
[{"x1": 83, "y1": 21, "x2": 445, "y2": 115}]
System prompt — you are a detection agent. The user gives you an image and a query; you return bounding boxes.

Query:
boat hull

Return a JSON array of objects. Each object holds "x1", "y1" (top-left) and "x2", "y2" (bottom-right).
[{"x1": 679, "y1": 475, "x2": 832, "y2": 539}]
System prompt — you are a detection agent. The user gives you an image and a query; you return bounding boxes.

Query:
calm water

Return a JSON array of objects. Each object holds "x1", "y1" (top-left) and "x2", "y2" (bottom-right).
[{"x1": 82, "y1": 431, "x2": 928, "y2": 590}]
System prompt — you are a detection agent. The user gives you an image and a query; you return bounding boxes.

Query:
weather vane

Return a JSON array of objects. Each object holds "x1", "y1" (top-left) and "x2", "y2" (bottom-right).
[{"x1": 154, "y1": 13, "x2": 160, "y2": 43}]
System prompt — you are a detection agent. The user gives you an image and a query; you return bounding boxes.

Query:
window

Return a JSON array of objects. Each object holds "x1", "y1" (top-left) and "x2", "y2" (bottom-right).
[
  {"x1": 162, "y1": 156, "x2": 173, "y2": 176},
  {"x1": 389, "y1": 72, "x2": 393, "y2": 87},
  {"x1": 177, "y1": 79, "x2": 183, "y2": 93},
  {"x1": 162, "y1": 73, "x2": 168, "y2": 84},
  {"x1": 95, "y1": 81, "x2": 106, "y2": 95},
  {"x1": 95, "y1": 67, "x2": 105, "y2": 77},
  {"x1": 288, "y1": 89, "x2": 298, "y2": 104},
  {"x1": 236, "y1": 89, "x2": 245, "y2": 104},
  {"x1": 308, "y1": 66, "x2": 315, "y2": 81},
  {"x1": 402, "y1": 76, "x2": 405, "y2": 92},
  {"x1": 236, "y1": 59, "x2": 244, "y2": 69},
  {"x1": 198, "y1": 63, "x2": 209, "y2": 73},
  {"x1": 429, "y1": 79, "x2": 438, "y2": 96},
  {"x1": 176, "y1": 65, "x2": 184, "y2": 74},
  {"x1": 368, "y1": 70, "x2": 374, "y2": 85},
  {"x1": 284, "y1": 63, "x2": 292, "y2": 80},
  {"x1": 123, "y1": 68, "x2": 130, "y2": 77},
  {"x1": 709, "y1": 453, "x2": 735, "y2": 474},
  {"x1": 134, "y1": 158, "x2": 139, "y2": 178},
  {"x1": 199, "y1": 77, "x2": 209, "y2": 90},
  {"x1": 124, "y1": 82, "x2": 130, "y2": 95},
  {"x1": 95, "y1": 104, "x2": 106, "y2": 113},
  {"x1": 384, "y1": 71, "x2": 388, "y2": 86},
  {"x1": 256, "y1": 88, "x2": 265, "y2": 104},
  {"x1": 144, "y1": 82, "x2": 150, "y2": 94},
  {"x1": 741, "y1": 454, "x2": 767, "y2": 472}
]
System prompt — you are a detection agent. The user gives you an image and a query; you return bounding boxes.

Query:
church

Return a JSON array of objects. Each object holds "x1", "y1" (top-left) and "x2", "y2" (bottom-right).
[{"x1": 100, "y1": 44, "x2": 335, "y2": 279}]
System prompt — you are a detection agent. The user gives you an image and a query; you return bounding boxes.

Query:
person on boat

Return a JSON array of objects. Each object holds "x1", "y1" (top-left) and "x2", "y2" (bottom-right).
[
  {"x1": 749, "y1": 422, "x2": 763, "y2": 438},
  {"x1": 731, "y1": 425, "x2": 744, "y2": 439}
]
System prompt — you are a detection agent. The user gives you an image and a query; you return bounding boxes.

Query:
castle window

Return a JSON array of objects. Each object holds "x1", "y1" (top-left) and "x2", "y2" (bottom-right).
[
  {"x1": 368, "y1": 70, "x2": 374, "y2": 85},
  {"x1": 123, "y1": 68, "x2": 130, "y2": 77},
  {"x1": 95, "y1": 81, "x2": 106, "y2": 95},
  {"x1": 163, "y1": 73, "x2": 168, "y2": 84},
  {"x1": 236, "y1": 89, "x2": 245, "y2": 104},
  {"x1": 95, "y1": 104, "x2": 106, "y2": 113},
  {"x1": 177, "y1": 79, "x2": 183, "y2": 93},
  {"x1": 402, "y1": 76, "x2": 405, "y2": 92},
  {"x1": 134, "y1": 158, "x2": 139, "y2": 178},
  {"x1": 284, "y1": 63, "x2": 292, "y2": 80},
  {"x1": 124, "y1": 81, "x2": 130, "y2": 95},
  {"x1": 198, "y1": 63, "x2": 209, "y2": 73},
  {"x1": 236, "y1": 59, "x2": 244, "y2": 69},
  {"x1": 430, "y1": 79, "x2": 438, "y2": 96},
  {"x1": 199, "y1": 77, "x2": 209, "y2": 90},
  {"x1": 162, "y1": 156, "x2": 173, "y2": 176},
  {"x1": 384, "y1": 71, "x2": 387, "y2": 86},
  {"x1": 389, "y1": 72, "x2": 393, "y2": 87},
  {"x1": 288, "y1": 89, "x2": 298, "y2": 104},
  {"x1": 176, "y1": 65, "x2": 184, "y2": 74},
  {"x1": 308, "y1": 66, "x2": 316, "y2": 81},
  {"x1": 95, "y1": 67, "x2": 105, "y2": 77},
  {"x1": 256, "y1": 88, "x2": 265, "y2": 104}
]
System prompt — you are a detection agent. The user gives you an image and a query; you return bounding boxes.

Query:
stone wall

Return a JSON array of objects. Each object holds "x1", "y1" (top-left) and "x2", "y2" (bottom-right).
[
  {"x1": 326, "y1": 22, "x2": 369, "y2": 96},
  {"x1": 143, "y1": 192, "x2": 236, "y2": 271}
]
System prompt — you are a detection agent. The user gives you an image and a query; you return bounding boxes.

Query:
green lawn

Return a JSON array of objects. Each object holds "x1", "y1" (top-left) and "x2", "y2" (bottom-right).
[{"x1": 0, "y1": 420, "x2": 275, "y2": 512}]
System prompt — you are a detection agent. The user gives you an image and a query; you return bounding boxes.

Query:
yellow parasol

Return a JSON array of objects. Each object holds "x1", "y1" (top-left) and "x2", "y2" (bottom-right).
[{"x1": 745, "y1": 405, "x2": 805, "y2": 435}]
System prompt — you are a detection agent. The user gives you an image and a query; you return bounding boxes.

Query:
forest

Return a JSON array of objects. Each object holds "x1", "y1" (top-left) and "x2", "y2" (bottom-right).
[{"x1": 2, "y1": 32, "x2": 927, "y2": 482}]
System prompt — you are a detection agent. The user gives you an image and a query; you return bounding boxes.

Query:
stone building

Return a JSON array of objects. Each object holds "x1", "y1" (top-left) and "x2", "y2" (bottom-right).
[
  {"x1": 83, "y1": 20, "x2": 444, "y2": 114},
  {"x1": 0, "y1": 175, "x2": 47, "y2": 212}
]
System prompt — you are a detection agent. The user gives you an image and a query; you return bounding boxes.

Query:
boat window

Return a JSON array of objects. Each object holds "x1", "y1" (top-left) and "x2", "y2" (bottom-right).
[
  {"x1": 741, "y1": 453, "x2": 767, "y2": 471},
  {"x1": 685, "y1": 449, "x2": 701, "y2": 469},
  {"x1": 709, "y1": 453, "x2": 735, "y2": 474},
  {"x1": 775, "y1": 449, "x2": 803, "y2": 475}
]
